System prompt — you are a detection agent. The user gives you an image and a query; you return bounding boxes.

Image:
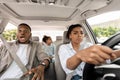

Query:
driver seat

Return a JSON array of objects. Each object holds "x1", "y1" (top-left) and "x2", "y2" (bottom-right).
[{"x1": 55, "y1": 31, "x2": 70, "y2": 80}]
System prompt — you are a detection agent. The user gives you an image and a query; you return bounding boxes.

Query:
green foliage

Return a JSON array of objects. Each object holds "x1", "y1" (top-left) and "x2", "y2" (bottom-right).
[
  {"x1": 2, "y1": 29, "x2": 17, "y2": 41},
  {"x1": 93, "y1": 26, "x2": 120, "y2": 38}
]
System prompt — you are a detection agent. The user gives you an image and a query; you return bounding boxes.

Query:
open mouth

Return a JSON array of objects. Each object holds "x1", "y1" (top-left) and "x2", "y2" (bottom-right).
[{"x1": 20, "y1": 36, "x2": 26, "y2": 41}]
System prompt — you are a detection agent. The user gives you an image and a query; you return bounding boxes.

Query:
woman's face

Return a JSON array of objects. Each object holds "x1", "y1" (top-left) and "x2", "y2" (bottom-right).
[{"x1": 69, "y1": 27, "x2": 84, "y2": 44}]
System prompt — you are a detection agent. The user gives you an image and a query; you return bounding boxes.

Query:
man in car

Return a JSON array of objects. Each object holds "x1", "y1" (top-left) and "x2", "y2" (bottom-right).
[{"x1": 0, "y1": 23, "x2": 50, "y2": 80}]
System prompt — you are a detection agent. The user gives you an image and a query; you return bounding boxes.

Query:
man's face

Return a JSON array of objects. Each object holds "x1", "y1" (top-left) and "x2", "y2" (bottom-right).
[{"x1": 17, "y1": 25, "x2": 31, "y2": 44}]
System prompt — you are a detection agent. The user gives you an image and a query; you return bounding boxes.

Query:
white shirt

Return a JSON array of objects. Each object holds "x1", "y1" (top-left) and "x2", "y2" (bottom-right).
[
  {"x1": 0, "y1": 44, "x2": 28, "y2": 79},
  {"x1": 58, "y1": 42, "x2": 93, "y2": 78}
]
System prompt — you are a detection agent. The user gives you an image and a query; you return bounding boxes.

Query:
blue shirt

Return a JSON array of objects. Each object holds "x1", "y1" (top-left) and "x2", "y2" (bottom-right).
[{"x1": 42, "y1": 42, "x2": 56, "y2": 56}]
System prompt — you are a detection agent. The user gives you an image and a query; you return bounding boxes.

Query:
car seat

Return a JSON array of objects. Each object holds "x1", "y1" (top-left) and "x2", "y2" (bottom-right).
[
  {"x1": 55, "y1": 31, "x2": 70, "y2": 80},
  {"x1": 53, "y1": 36, "x2": 63, "y2": 47},
  {"x1": 31, "y1": 36, "x2": 39, "y2": 42}
]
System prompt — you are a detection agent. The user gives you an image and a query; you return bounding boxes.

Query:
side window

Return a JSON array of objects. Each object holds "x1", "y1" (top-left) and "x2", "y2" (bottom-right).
[
  {"x1": 3, "y1": 23, "x2": 17, "y2": 41},
  {"x1": 87, "y1": 11, "x2": 120, "y2": 43}
]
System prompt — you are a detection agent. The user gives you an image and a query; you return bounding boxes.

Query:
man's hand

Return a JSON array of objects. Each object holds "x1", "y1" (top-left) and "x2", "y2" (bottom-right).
[{"x1": 23, "y1": 65, "x2": 45, "y2": 80}]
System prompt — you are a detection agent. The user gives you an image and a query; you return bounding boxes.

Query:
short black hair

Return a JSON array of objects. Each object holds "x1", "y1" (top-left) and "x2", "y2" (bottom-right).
[
  {"x1": 18, "y1": 23, "x2": 31, "y2": 31},
  {"x1": 66, "y1": 24, "x2": 83, "y2": 39}
]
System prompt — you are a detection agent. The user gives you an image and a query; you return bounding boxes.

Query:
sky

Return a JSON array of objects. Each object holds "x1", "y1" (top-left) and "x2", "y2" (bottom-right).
[{"x1": 5, "y1": 23, "x2": 17, "y2": 30}]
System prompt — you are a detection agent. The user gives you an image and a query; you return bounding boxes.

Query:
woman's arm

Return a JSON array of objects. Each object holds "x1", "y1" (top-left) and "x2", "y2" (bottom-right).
[
  {"x1": 112, "y1": 50, "x2": 120, "y2": 58},
  {"x1": 67, "y1": 45, "x2": 116, "y2": 70}
]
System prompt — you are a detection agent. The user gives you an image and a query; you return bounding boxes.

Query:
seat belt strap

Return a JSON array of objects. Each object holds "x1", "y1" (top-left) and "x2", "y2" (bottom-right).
[{"x1": 0, "y1": 34, "x2": 28, "y2": 73}]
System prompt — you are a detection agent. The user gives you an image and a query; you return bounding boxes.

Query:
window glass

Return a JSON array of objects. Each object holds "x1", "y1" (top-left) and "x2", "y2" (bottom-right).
[
  {"x1": 32, "y1": 31, "x2": 63, "y2": 42},
  {"x1": 3, "y1": 23, "x2": 17, "y2": 41},
  {"x1": 87, "y1": 11, "x2": 120, "y2": 43}
]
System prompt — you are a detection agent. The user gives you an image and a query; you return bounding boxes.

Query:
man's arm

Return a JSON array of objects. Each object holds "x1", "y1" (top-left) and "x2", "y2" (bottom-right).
[{"x1": 40, "y1": 59, "x2": 50, "y2": 69}]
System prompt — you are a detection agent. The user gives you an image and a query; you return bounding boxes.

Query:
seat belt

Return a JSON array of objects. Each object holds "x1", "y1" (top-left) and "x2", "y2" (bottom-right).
[
  {"x1": 0, "y1": 19, "x2": 27, "y2": 79},
  {"x1": 0, "y1": 19, "x2": 37, "y2": 75},
  {"x1": 0, "y1": 34, "x2": 28, "y2": 73},
  {"x1": 0, "y1": 18, "x2": 28, "y2": 73}
]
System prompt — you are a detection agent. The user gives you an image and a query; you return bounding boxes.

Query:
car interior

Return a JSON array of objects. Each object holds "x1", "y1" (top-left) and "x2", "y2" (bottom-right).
[{"x1": 0, "y1": 0, "x2": 120, "y2": 80}]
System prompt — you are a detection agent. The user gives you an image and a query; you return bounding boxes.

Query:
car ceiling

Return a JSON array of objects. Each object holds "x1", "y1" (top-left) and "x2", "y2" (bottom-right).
[{"x1": 0, "y1": 0, "x2": 119, "y2": 31}]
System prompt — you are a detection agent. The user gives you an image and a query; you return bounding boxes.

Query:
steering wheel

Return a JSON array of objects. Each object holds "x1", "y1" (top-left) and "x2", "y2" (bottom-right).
[{"x1": 83, "y1": 32, "x2": 120, "y2": 80}]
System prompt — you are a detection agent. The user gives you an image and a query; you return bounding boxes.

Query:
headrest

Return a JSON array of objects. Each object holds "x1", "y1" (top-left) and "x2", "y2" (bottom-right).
[
  {"x1": 32, "y1": 36, "x2": 39, "y2": 42},
  {"x1": 56, "y1": 36, "x2": 62, "y2": 40},
  {"x1": 63, "y1": 31, "x2": 70, "y2": 44}
]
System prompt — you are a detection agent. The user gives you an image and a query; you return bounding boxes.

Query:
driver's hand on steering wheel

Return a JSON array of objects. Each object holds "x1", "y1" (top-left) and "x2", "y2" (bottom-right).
[{"x1": 76, "y1": 44, "x2": 117, "y2": 65}]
